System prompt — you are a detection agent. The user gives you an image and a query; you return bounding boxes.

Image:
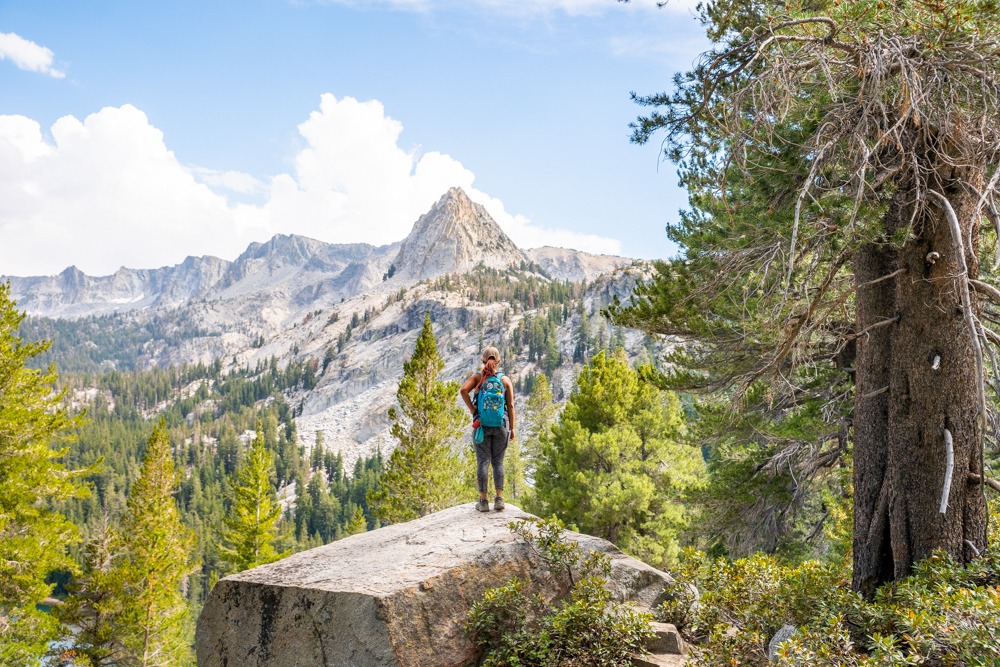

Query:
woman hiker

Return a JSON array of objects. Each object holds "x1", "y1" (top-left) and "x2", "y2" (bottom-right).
[{"x1": 459, "y1": 346, "x2": 515, "y2": 512}]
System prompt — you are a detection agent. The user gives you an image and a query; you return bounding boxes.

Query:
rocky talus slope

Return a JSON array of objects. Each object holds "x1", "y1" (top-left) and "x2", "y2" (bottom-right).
[{"x1": 196, "y1": 504, "x2": 674, "y2": 667}]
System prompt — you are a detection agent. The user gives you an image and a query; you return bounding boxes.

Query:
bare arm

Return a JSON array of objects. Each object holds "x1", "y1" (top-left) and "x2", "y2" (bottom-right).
[{"x1": 459, "y1": 374, "x2": 480, "y2": 416}]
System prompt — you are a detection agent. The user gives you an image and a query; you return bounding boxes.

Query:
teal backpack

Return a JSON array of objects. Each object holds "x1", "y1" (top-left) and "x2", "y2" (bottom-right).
[{"x1": 476, "y1": 372, "x2": 506, "y2": 428}]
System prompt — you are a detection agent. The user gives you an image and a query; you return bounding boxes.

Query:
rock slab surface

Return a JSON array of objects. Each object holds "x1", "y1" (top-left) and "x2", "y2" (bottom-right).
[{"x1": 196, "y1": 503, "x2": 672, "y2": 667}]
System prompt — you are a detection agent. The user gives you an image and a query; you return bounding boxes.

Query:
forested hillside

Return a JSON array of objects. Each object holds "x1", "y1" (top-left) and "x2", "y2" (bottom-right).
[
  {"x1": 5, "y1": 258, "x2": 657, "y2": 664},
  {"x1": 52, "y1": 359, "x2": 385, "y2": 610},
  {"x1": 19, "y1": 262, "x2": 655, "y2": 474},
  {"x1": 7, "y1": 11, "x2": 1000, "y2": 657}
]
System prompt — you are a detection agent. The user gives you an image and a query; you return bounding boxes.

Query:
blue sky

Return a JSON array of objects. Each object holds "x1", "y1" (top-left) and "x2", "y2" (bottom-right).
[{"x1": 0, "y1": 0, "x2": 707, "y2": 276}]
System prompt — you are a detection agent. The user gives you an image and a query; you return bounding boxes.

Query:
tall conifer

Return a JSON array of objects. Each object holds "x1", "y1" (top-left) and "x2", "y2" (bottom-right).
[
  {"x1": 534, "y1": 350, "x2": 704, "y2": 567},
  {"x1": 520, "y1": 373, "x2": 557, "y2": 501},
  {"x1": 618, "y1": 0, "x2": 1000, "y2": 591},
  {"x1": 219, "y1": 428, "x2": 285, "y2": 573},
  {"x1": 55, "y1": 514, "x2": 126, "y2": 667},
  {"x1": 116, "y1": 422, "x2": 196, "y2": 667},
  {"x1": 369, "y1": 312, "x2": 466, "y2": 523},
  {"x1": 345, "y1": 506, "x2": 368, "y2": 536},
  {"x1": 0, "y1": 283, "x2": 86, "y2": 664}
]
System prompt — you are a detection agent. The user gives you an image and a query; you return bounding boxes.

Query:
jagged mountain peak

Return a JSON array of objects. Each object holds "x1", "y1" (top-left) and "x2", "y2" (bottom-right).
[
  {"x1": 4, "y1": 190, "x2": 632, "y2": 320},
  {"x1": 234, "y1": 233, "x2": 384, "y2": 274},
  {"x1": 58, "y1": 264, "x2": 85, "y2": 281},
  {"x1": 238, "y1": 233, "x2": 328, "y2": 264},
  {"x1": 390, "y1": 187, "x2": 528, "y2": 281},
  {"x1": 5, "y1": 233, "x2": 392, "y2": 320}
]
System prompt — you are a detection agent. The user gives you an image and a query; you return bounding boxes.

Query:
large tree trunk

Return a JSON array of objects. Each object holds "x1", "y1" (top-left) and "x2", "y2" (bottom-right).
[
  {"x1": 852, "y1": 232, "x2": 897, "y2": 597},
  {"x1": 853, "y1": 182, "x2": 988, "y2": 596}
]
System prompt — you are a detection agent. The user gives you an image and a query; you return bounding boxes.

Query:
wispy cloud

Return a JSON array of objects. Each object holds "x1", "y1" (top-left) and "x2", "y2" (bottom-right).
[
  {"x1": 0, "y1": 32, "x2": 65, "y2": 78},
  {"x1": 608, "y1": 30, "x2": 708, "y2": 63},
  {"x1": 191, "y1": 167, "x2": 268, "y2": 197}
]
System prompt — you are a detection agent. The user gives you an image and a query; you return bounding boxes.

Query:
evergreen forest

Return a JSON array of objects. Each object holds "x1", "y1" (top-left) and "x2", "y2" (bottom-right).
[
  {"x1": 2, "y1": 271, "x2": 652, "y2": 665},
  {"x1": 6, "y1": 1, "x2": 1000, "y2": 666}
]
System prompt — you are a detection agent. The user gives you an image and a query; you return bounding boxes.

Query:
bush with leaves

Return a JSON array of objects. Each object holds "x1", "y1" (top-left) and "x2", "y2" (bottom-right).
[
  {"x1": 662, "y1": 502, "x2": 1000, "y2": 667},
  {"x1": 466, "y1": 516, "x2": 654, "y2": 666}
]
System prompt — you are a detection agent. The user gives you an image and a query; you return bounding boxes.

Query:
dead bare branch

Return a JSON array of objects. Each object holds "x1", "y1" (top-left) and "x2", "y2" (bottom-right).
[
  {"x1": 984, "y1": 326, "x2": 1000, "y2": 347},
  {"x1": 928, "y1": 190, "x2": 988, "y2": 434},
  {"x1": 846, "y1": 316, "x2": 900, "y2": 341},
  {"x1": 858, "y1": 268, "x2": 906, "y2": 288},
  {"x1": 861, "y1": 385, "x2": 889, "y2": 400},
  {"x1": 968, "y1": 473, "x2": 1000, "y2": 493},
  {"x1": 971, "y1": 279, "x2": 1000, "y2": 305}
]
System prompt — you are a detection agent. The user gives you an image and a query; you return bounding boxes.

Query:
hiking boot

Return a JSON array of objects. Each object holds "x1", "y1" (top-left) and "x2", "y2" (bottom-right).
[
  {"x1": 493, "y1": 496, "x2": 505, "y2": 511},
  {"x1": 476, "y1": 499, "x2": 490, "y2": 512}
]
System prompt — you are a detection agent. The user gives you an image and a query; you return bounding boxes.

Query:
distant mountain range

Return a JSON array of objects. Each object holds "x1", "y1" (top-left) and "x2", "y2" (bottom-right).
[
  {"x1": 8, "y1": 187, "x2": 648, "y2": 467},
  {"x1": 4, "y1": 188, "x2": 630, "y2": 320}
]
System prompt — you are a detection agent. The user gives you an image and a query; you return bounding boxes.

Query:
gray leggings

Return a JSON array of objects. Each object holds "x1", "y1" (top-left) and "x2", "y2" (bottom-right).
[{"x1": 475, "y1": 425, "x2": 508, "y2": 494}]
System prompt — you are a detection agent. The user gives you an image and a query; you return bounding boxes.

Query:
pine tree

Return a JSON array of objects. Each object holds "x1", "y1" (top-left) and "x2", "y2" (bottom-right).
[
  {"x1": 310, "y1": 431, "x2": 325, "y2": 471},
  {"x1": 216, "y1": 425, "x2": 239, "y2": 476},
  {"x1": 574, "y1": 306, "x2": 591, "y2": 363},
  {"x1": 0, "y1": 283, "x2": 87, "y2": 664},
  {"x1": 55, "y1": 514, "x2": 126, "y2": 667},
  {"x1": 533, "y1": 350, "x2": 704, "y2": 567},
  {"x1": 116, "y1": 422, "x2": 196, "y2": 667},
  {"x1": 369, "y1": 312, "x2": 466, "y2": 523},
  {"x1": 219, "y1": 428, "x2": 285, "y2": 573},
  {"x1": 305, "y1": 470, "x2": 340, "y2": 543},
  {"x1": 616, "y1": 0, "x2": 1000, "y2": 591},
  {"x1": 521, "y1": 372, "x2": 558, "y2": 489},
  {"x1": 331, "y1": 460, "x2": 347, "y2": 491},
  {"x1": 502, "y1": 434, "x2": 528, "y2": 504},
  {"x1": 543, "y1": 330, "x2": 561, "y2": 375},
  {"x1": 506, "y1": 373, "x2": 557, "y2": 506},
  {"x1": 345, "y1": 506, "x2": 367, "y2": 536}
]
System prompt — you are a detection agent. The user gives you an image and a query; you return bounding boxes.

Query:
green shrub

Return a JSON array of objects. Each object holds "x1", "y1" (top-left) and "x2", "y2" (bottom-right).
[
  {"x1": 466, "y1": 516, "x2": 655, "y2": 666},
  {"x1": 662, "y1": 536, "x2": 1000, "y2": 667}
]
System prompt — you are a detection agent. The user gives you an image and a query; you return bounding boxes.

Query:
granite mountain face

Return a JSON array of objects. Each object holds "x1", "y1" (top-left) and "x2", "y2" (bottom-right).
[
  {"x1": 5, "y1": 235, "x2": 394, "y2": 320},
  {"x1": 5, "y1": 188, "x2": 620, "y2": 320},
  {"x1": 6, "y1": 187, "x2": 643, "y2": 468},
  {"x1": 390, "y1": 187, "x2": 529, "y2": 281}
]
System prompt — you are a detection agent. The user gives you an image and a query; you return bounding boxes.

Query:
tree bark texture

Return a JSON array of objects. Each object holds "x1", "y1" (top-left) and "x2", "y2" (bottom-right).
[
  {"x1": 852, "y1": 233, "x2": 897, "y2": 597},
  {"x1": 853, "y1": 184, "x2": 988, "y2": 596}
]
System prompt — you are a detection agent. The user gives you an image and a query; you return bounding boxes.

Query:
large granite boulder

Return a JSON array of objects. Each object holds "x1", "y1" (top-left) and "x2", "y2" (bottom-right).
[{"x1": 196, "y1": 503, "x2": 672, "y2": 667}]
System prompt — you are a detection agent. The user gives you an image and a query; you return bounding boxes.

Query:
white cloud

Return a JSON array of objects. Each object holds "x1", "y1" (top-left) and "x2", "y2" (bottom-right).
[
  {"x1": 0, "y1": 95, "x2": 621, "y2": 276},
  {"x1": 471, "y1": 193, "x2": 623, "y2": 255},
  {"x1": 609, "y1": 30, "x2": 709, "y2": 61},
  {"x1": 0, "y1": 32, "x2": 65, "y2": 78},
  {"x1": 237, "y1": 94, "x2": 622, "y2": 253},
  {"x1": 0, "y1": 106, "x2": 236, "y2": 276}
]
